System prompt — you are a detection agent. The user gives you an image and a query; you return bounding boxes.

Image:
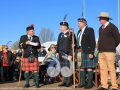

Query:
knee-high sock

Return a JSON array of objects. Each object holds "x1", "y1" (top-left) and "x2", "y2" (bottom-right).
[
  {"x1": 88, "y1": 71, "x2": 93, "y2": 85},
  {"x1": 34, "y1": 72, "x2": 39, "y2": 84},
  {"x1": 81, "y1": 71, "x2": 86, "y2": 85},
  {"x1": 24, "y1": 72, "x2": 29, "y2": 84}
]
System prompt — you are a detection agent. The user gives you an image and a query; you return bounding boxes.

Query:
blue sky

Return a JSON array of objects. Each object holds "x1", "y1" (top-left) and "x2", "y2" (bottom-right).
[{"x1": 0, "y1": 0, "x2": 119, "y2": 45}]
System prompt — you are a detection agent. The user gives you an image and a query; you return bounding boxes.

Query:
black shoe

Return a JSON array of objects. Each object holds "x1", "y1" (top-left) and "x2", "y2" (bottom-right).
[
  {"x1": 35, "y1": 83, "x2": 40, "y2": 88},
  {"x1": 58, "y1": 83, "x2": 66, "y2": 86},
  {"x1": 66, "y1": 83, "x2": 72, "y2": 87},
  {"x1": 76, "y1": 84, "x2": 86, "y2": 88},
  {"x1": 23, "y1": 84, "x2": 30, "y2": 88},
  {"x1": 47, "y1": 81, "x2": 53, "y2": 84},
  {"x1": 47, "y1": 78, "x2": 53, "y2": 84},
  {"x1": 97, "y1": 87, "x2": 108, "y2": 90},
  {"x1": 84, "y1": 85, "x2": 93, "y2": 89}
]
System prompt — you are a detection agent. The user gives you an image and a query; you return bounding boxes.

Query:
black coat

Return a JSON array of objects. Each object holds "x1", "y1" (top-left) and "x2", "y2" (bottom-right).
[
  {"x1": 0, "y1": 51, "x2": 15, "y2": 66},
  {"x1": 77, "y1": 27, "x2": 96, "y2": 55},
  {"x1": 19, "y1": 35, "x2": 41, "y2": 58},
  {"x1": 38, "y1": 50, "x2": 47, "y2": 57},
  {"x1": 14, "y1": 62, "x2": 21, "y2": 71},
  {"x1": 56, "y1": 32, "x2": 77, "y2": 55}
]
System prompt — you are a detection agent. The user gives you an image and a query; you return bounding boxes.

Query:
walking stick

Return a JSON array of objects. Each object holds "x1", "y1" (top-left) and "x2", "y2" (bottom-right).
[
  {"x1": 18, "y1": 43, "x2": 24, "y2": 87},
  {"x1": 68, "y1": 28, "x2": 76, "y2": 89}
]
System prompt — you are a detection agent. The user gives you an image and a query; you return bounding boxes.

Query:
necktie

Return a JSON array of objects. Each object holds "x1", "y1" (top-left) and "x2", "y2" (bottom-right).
[
  {"x1": 29, "y1": 37, "x2": 32, "y2": 41},
  {"x1": 102, "y1": 25, "x2": 105, "y2": 29},
  {"x1": 77, "y1": 30, "x2": 82, "y2": 47}
]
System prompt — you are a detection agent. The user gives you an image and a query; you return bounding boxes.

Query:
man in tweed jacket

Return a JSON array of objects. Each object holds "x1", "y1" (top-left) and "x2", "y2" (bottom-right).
[
  {"x1": 19, "y1": 24, "x2": 41, "y2": 88},
  {"x1": 76, "y1": 18, "x2": 96, "y2": 89}
]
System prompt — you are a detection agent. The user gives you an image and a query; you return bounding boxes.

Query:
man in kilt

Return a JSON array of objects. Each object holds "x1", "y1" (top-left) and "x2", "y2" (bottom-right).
[
  {"x1": 56, "y1": 15, "x2": 76, "y2": 87},
  {"x1": 19, "y1": 24, "x2": 41, "y2": 88},
  {"x1": 76, "y1": 18, "x2": 96, "y2": 89}
]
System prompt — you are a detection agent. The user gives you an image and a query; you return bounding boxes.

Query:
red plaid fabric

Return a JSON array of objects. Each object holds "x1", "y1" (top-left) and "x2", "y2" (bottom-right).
[
  {"x1": 22, "y1": 58, "x2": 39, "y2": 71},
  {"x1": 3, "y1": 52, "x2": 9, "y2": 66}
]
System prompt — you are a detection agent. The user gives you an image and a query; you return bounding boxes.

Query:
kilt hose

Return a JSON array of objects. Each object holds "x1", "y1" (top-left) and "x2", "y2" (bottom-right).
[
  {"x1": 80, "y1": 52, "x2": 95, "y2": 68},
  {"x1": 22, "y1": 58, "x2": 39, "y2": 71}
]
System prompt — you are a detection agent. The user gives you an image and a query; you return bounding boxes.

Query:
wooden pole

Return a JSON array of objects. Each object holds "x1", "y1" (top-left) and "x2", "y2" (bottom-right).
[
  {"x1": 18, "y1": 44, "x2": 23, "y2": 87},
  {"x1": 70, "y1": 28, "x2": 76, "y2": 89}
]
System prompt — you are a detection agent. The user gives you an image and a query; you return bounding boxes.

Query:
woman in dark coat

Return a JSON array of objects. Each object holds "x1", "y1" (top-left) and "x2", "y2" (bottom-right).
[{"x1": 0, "y1": 45, "x2": 14, "y2": 81}]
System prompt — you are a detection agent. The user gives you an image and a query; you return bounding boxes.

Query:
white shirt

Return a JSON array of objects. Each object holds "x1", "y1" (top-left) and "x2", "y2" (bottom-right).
[
  {"x1": 61, "y1": 30, "x2": 68, "y2": 38},
  {"x1": 27, "y1": 35, "x2": 33, "y2": 41},
  {"x1": 63, "y1": 30, "x2": 68, "y2": 34},
  {"x1": 104, "y1": 22, "x2": 109, "y2": 28},
  {"x1": 78, "y1": 26, "x2": 86, "y2": 46}
]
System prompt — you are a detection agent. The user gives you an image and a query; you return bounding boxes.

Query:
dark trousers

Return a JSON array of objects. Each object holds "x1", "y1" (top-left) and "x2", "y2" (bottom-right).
[
  {"x1": 3, "y1": 66, "x2": 9, "y2": 80},
  {"x1": 39, "y1": 65, "x2": 48, "y2": 81},
  {"x1": 3, "y1": 66, "x2": 9, "y2": 77},
  {"x1": 13, "y1": 71, "x2": 20, "y2": 79}
]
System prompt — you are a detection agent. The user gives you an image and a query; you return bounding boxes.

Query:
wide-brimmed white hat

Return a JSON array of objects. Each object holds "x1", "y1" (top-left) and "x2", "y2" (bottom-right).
[
  {"x1": 97, "y1": 12, "x2": 113, "y2": 20},
  {"x1": 41, "y1": 44, "x2": 45, "y2": 48}
]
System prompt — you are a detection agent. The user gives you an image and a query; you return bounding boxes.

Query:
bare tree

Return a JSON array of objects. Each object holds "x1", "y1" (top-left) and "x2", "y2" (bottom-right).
[
  {"x1": 39, "y1": 28, "x2": 55, "y2": 43},
  {"x1": 11, "y1": 41, "x2": 19, "y2": 50}
]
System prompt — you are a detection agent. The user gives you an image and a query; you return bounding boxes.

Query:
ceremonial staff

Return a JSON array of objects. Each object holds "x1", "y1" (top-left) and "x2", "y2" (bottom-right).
[
  {"x1": 18, "y1": 43, "x2": 23, "y2": 87},
  {"x1": 68, "y1": 28, "x2": 76, "y2": 89}
]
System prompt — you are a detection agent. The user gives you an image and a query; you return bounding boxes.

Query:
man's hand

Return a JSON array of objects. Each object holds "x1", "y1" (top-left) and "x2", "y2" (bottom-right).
[
  {"x1": 56, "y1": 53, "x2": 59, "y2": 58},
  {"x1": 89, "y1": 54, "x2": 93, "y2": 59},
  {"x1": 72, "y1": 44, "x2": 75, "y2": 48},
  {"x1": 68, "y1": 55, "x2": 72, "y2": 61},
  {"x1": 36, "y1": 42, "x2": 39, "y2": 46},
  {"x1": 26, "y1": 41, "x2": 31, "y2": 44}
]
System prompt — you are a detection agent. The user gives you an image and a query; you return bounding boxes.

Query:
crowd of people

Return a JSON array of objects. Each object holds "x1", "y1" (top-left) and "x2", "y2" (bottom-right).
[
  {"x1": 0, "y1": 12, "x2": 120, "y2": 90},
  {"x1": 0, "y1": 46, "x2": 22, "y2": 81}
]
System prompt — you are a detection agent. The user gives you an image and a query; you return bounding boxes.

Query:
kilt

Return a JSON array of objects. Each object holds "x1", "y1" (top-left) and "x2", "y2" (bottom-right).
[
  {"x1": 59, "y1": 53, "x2": 71, "y2": 68},
  {"x1": 22, "y1": 58, "x2": 39, "y2": 71},
  {"x1": 80, "y1": 52, "x2": 95, "y2": 68}
]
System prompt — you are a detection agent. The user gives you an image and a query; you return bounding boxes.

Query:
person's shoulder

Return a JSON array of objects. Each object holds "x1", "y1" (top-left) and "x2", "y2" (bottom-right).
[
  {"x1": 33, "y1": 35, "x2": 39, "y2": 38},
  {"x1": 20, "y1": 35, "x2": 27, "y2": 38},
  {"x1": 57, "y1": 33, "x2": 62, "y2": 37},
  {"x1": 86, "y1": 27, "x2": 94, "y2": 31},
  {"x1": 0, "y1": 51, "x2": 2, "y2": 54},
  {"x1": 59, "y1": 32, "x2": 62, "y2": 35},
  {"x1": 86, "y1": 27, "x2": 93, "y2": 30},
  {"x1": 33, "y1": 35, "x2": 39, "y2": 39},
  {"x1": 109, "y1": 22, "x2": 117, "y2": 28},
  {"x1": 8, "y1": 51, "x2": 13, "y2": 54}
]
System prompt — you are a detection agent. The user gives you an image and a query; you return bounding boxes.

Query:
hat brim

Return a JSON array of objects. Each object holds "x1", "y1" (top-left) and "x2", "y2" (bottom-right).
[
  {"x1": 96, "y1": 16, "x2": 113, "y2": 20},
  {"x1": 41, "y1": 46, "x2": 45, "y2": 48}
]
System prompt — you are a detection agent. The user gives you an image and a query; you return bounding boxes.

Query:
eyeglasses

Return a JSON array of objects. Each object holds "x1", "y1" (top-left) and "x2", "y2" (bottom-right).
[
  {"x1": 5, "y1": 48, "x2": 8, "y2": 50},
  {"x1": 16, "y1": 59, "x2": 19, "y2": 60},
  {"x1": 50, "y1": 47, "x2": 55, "y2": 49}
]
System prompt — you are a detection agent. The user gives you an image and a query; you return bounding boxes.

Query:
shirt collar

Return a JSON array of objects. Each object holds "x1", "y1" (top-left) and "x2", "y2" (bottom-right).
[
  {"x1": 27, "y1": 35, "x2": 33, "y2": 39},
  {"x1": 81, "y1": 26, "x2": 86, "y2": 32},
  {"x1": 104, "y1": 22, "x2": 109, "y2": 28},
  {"x1": 27, "y1": 35, "x2": 31, "y2": 38},
  {"x1": 63, "y1": 30, "x2": 68, "y2": 34}
]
